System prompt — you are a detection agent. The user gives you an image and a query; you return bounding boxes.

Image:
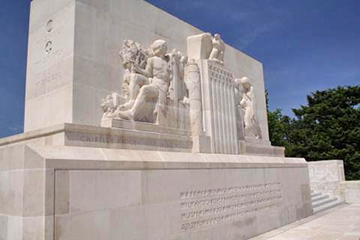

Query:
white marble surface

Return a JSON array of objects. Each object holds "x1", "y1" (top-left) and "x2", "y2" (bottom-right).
[
  {"x1": 24, "y1": 0, "x2": 270, "y2": 145},
  {"x1": 25, "y1": 0, "x2": 75, "y2": 132},
  {"x1": 0, "y1": 140, "x2": 311, "y2": 240},
  {"x1": 339, "y1": 181, "x2": 360, "y2": 203},
  {"x1": 308, "y1": 160, "x2": 345, "y2": 198}
]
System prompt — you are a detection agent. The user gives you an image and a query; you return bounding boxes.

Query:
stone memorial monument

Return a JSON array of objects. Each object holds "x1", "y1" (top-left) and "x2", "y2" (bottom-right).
[{"x1": 0, "y1": 0, "x2": 312, "y2": 239}]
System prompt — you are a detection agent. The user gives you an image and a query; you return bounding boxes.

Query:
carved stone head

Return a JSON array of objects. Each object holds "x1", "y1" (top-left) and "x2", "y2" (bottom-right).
[
  {"x1": 240, "y1": 77, "x2": 252, "y2": 92},
  {"x1": 151, "y1": 39, "x2": 167, "y2": 57},
  {"x1": 101, "y1": 95, "x2": 115, "y2": 113}
]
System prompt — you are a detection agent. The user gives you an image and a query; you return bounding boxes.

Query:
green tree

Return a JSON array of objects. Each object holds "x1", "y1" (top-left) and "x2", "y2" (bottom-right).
[
  {"x1": 288, "y1": 86, "x2": 360, "y2": 180},
  {"x1": 267, "y1": 108, "x2": 288, "y2": 147},
  {"x1": 266, "y1": 90, "x2": 292, "y2": 147},
  {"x1": 267, "y1": 86, "x2": 360, "y2": 180}
]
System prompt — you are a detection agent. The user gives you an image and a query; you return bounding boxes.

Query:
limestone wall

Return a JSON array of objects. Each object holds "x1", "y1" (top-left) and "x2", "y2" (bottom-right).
[
  {"x1": 308, "y1": 160, "x2": 345, "y2": 198},
  {"x1": 0, "y1": 142, "x2": 311, "y2": 240},
  {"x1": 339, "y1": 181, "x2": 360, "y2": 203},
  {"x1": 25, "y1": 0, "x2": 75, "y2": 132},
  {"x1": 24, "y1": 0, "x2": 270, "y2": 144}
]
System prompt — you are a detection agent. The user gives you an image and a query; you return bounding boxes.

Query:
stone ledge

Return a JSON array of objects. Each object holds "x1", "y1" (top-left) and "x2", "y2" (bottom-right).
[
  {"x1": 0, "y1": 123, "x2": 194, "y2": 153},
  {"x1": 0, "y1": 123, "x2": 66, "y2": 147},
  {"x1": 101, "y1": 118, "x2": 191, "y2": 136},
  {"x1": 22, "y1": 144, "x2": 308, "y2": 171}
]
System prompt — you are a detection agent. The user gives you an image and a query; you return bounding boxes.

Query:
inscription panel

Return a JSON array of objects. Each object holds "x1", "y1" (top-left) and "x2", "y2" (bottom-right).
[
  {"x1": 180, "y1": 182, "x2": 282, "y2": 231},
  {"x1": 65, "y1": 132, "x2": 193, "y2": 151},
  {"x1": 26, "y1": 4, "x2": 74, "y2": 100}
]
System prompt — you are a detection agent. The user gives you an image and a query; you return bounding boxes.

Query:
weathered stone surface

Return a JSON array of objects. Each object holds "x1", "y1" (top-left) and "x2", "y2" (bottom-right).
[
  {"x1": 339, "y1": 181, "x2": 360, "y2": 203},
  {"x1": 249, "y1": 204, "x2": 360, "y2": 240},
  {"x1": 0, "y1": 0, "x2": 317, "y2": 239},
  {"x1": 24, "y1": 0, "x2": 270, "y2": 149},
  {"x1": 0, "y1": 141, "x2": 311, "y2": 240},
  {"x1": 308, "y1": 160, "x2": 345, "y2": 198}
]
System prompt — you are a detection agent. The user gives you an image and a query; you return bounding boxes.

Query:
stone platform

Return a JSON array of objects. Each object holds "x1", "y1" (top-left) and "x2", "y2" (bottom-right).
[{"x1": 0, "y1": 129, "x2": 312, "y2": 240}]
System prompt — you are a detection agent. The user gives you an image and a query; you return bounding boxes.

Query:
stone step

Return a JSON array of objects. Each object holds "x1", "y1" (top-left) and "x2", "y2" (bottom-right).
[
  {"x1": 311, "y1": 194, "x2": 328, "y2": 202},
  {"x1": 311, "y1": 192, "x2": 321, "y2": 198},
  {"x1": 313, "y1": 199, "x2": 344, "y2": 214},
  {"x1": 312, "y1": 197, "x2": 338, "y2": 208}
]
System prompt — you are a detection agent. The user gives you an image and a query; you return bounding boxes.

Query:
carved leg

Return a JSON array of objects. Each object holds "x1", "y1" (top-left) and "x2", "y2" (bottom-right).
[
  {"x1": 119, "y1": 73, "x2": 149, "y2": 110},
  {"x1": 218, "y1": 51, "x2": 224, "y2": 62},
  {"x1": 115, "y1": 84, "x2": 159, "y2": 123},
  {"x1": 132, "y1": 85, "x2": 159, "y2": 123},
  {"x1": 209, "y1": 48, "x2": 219, "y2": 61}
]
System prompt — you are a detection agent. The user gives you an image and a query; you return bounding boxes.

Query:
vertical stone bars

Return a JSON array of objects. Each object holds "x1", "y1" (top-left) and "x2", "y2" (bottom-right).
[
  {"x1": 229, "y1": 83, "x2": 239, "y2": 154},
  {"x1": 216, "y1": 81, "x2": 224, "y2": 153},
  {"x1": 212, "y1": 79, "x2": 220, "y2": 153},
  {"x1": 225, "y1": 84, "x2": 234, "y2": 154},
  {"x1": 200, "y1": 60, "x2": 239, "y2": 154}
]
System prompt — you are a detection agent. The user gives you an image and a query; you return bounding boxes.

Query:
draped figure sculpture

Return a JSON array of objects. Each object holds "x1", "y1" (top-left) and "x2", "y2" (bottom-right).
[{"x1": 237, "y1": 77, "x2": 262, "y2": 139}]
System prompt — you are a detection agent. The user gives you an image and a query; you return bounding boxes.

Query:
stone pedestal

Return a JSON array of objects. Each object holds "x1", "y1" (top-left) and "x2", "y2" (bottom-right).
[{"x1": 0, "y1": 130, "x2": 312, "y2": 240}]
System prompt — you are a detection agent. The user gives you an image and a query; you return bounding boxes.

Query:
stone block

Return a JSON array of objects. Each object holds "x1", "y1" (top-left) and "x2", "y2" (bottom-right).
[
  {"x1": 0, "y1": 170, "x2": 24, "y2": 216},
  {"x1": 1, "y1": 145, "x2": 25, "y2": 171},
  {"x1": 339, "y1": 181, "x2": 360, "y2": 203},
  {"x1": 308, "y1": 160, "x2": 345, "y2": 198},
  {"x1": 23, "y1": 169, "x2": 54, "y2": 217},
  {"x1": 68, "y1": 170, "x2": 142, "y2": 213},
  {"x1": 23, "y1": 216, "x2": 54, "y2": 240},
  {"x1": 0, "y1": 215, "x2": 8, "y2": 240},
  {"x1": 6, "y1": 216, "x2": 23, "y2": 240},
  {"x1": 55, "y1": 171, "x2": 70, "y2": 215}
]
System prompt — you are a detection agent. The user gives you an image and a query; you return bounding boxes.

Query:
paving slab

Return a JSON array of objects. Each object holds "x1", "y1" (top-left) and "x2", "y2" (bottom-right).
[{"x1": 250, "y1": 204, "x2": 360, "y2": 240}]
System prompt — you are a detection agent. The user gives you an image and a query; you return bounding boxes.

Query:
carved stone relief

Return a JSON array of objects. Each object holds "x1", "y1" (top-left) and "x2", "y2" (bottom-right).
[
  {"x1": 101, "y1": 33, "x2": 264, "y2": 150},
  {"x1": 185, "y1": 60, "x2": 202, "y2": 136},
  {"x1": 102, "y1": 39, "x2": 190, "y2": 125},
  {"x1": 187, "y1": 33, "x2": 225, "y2": 65},
  {"x1": 236, "y1": 77, "x2": 262, "y2": 139},
  {"x1": 209, "y1": 33, "x2": 225, "y2": 65}
]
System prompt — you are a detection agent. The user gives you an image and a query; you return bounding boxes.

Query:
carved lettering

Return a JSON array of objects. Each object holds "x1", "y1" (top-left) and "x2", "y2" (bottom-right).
[
  {"x1": 180, "y1": 182, "x2": 282, "y2": 231},
  {"x1": 73, "y1": 133, "x2": 192, "y2": 149}
]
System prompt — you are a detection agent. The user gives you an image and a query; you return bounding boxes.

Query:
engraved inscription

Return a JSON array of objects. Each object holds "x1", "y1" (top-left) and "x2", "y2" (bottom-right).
[
  {"x1": 35, "y1": 71, "x2": 61, "y2": 87},
  {"x1": 180, "y1": 182, "x2": 282, "y2": 231},
  {"x1": 46, "y1": 20, "x2": 53, "y2": 33},
  {"x1": 66, "y1": 133, "x2": 193, "y2": 150},
  {"x1": 45, "y1": 41, "x2": 53, "y2": 54}
]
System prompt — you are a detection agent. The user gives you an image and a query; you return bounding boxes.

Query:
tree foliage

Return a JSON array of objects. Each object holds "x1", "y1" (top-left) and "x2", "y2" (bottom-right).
[{"x1": 267, "y1": 86, "x2": 360, "y2": 180}]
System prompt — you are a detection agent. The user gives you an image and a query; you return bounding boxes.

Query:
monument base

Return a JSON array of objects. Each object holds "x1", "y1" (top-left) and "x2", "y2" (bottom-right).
[
  {"x1": 0, "y1": 122, "x2": 193, "y2": 153},
  {"x1": 0, "y1": 129, "x2": 312, "y2": 240}
]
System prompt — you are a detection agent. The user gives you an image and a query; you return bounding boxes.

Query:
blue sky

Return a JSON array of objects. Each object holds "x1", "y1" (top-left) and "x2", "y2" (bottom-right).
[{"x1": 0, "y1": 0, "x2": 359, "y2": 138}]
